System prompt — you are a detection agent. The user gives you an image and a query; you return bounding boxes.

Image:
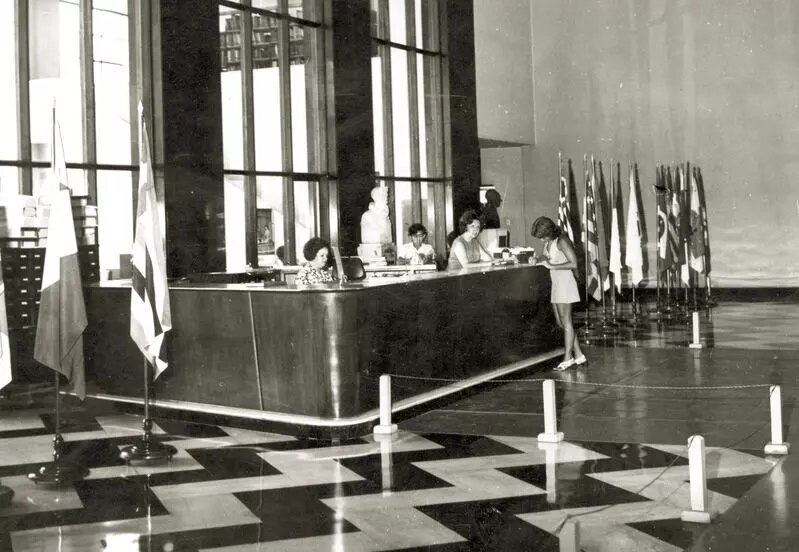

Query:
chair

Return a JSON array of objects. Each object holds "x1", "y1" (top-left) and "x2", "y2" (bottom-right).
[{"x1": 332, "y1": 256, "x2": 366, "y2": 281}]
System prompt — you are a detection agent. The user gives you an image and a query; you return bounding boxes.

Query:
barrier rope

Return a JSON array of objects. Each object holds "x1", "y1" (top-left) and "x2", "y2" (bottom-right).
[{"x1": 387, "y1": 373, "x2": 772, "y2": 391}]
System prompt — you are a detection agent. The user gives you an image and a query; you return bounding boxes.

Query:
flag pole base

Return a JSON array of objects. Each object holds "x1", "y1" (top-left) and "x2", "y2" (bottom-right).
[
  {"x1": 120, "y1": 440, "x2": 177, "y2": 464},
  {"x1": 0, "y1": 485, "x2": 14, "y2": 507},
  {"x1": 27, "y1": 461, "x2": 89, "y2": 485}
]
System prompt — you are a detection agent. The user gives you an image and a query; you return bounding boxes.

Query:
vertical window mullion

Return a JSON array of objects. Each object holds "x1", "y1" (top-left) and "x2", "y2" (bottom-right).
[
  {"x1": 80, "y1": 0, "x2": 97, "y2": 203},
  {"x1": 241, "y1": 4, "x2": 258, "y2": 267},
  {"x1": 278, "y1": 0, "x2": 295, "y2": 263},
  {"x1": 16, "y1": 0, "x2": 32, "y2": 194},
  {"x1": 405, "y1": 0, "x2": 421, "y2": 225}
]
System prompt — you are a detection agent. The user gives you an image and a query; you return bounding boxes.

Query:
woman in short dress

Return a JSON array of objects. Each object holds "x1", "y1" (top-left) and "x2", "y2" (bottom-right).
[{"x1": 531, "y1": 216, "x2": 587, "y2": 371}]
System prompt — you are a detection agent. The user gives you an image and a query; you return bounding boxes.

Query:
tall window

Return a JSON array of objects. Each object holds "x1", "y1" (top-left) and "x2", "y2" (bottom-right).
[
  {"x1": 371, "y1": 0, "x2": 448, "y2": 255},
  {"x1": 0, "y1": 0, "x2": 135, "y2": 278},
  {"x1": 219, "y1": 0, "x2": 330, "y2": 268}
]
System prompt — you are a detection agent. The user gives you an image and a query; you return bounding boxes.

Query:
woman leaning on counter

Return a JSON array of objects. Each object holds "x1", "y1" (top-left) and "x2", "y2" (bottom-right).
[{"x1": 447, "y1": 209, "x2": 493, "y2": 270}]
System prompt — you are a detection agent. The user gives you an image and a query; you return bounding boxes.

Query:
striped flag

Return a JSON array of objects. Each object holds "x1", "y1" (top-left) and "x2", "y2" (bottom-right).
[
  {"x1": 624, "y1": 164, "x2": 644, "y2": 286},
  {"x1": 696, "y1": 167, "x2": 711, "y2": 275},
  {"x1": 584, "y1": 161, "x2": 603, "y2": 301},
  {"x1": 130, "y1": 104, "x2": 172, "y2": 378},
  {"x1": 33, "y1": 107, "x2": 87, "y2": 399},
  {"x1": 689, "y1": 167, "x2": 706, "y2": 275},
  {"x1": 557, "y1": 156, "x2": 575, "y2": 243},
  {"x1": 608, "y1": 162, "x2": 624, "y2": 293},
  {"x1": 0, "y1": 280, "x2": 11, "y2": 390},
  {"x1": 34, "y1": 189, "x2": 87, "y2": 399}
]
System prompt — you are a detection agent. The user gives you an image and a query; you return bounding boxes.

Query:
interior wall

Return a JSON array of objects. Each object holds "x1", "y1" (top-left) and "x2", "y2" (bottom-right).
[{"x1": 475, "y1": 0, "x2": 799, "y2": 286}]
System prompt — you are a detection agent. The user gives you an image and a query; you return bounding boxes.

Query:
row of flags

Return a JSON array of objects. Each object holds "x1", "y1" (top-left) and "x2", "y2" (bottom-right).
[
  {"x1": 557, "y1": 155, "x2": 711, "y2": 303},
  {"x1": 0, "y1": 103, "x2": 172, "y2": 397}
]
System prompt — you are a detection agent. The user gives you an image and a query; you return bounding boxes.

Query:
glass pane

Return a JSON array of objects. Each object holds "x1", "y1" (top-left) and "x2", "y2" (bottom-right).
[
  {"x1": 253, "y1": 15, "x2": 283, "y2": 171},
  {"x1": 32, "y1": 167, "x2": 86, "y2": 197},
  {"x1": 369, "y1": 0, "x2": 380, "y2": 38},
  {"x1": 93, "y1": 5, "x2": 131, "y2": 165},
  {"x1": 371, "y1": 48, "x2": 385, "y2": 176},
  {"x1": 421, "y1": 182, "x2": 436, "y2": 246},
  {"x1": 97, "y1": 169, "x2": 133, "y2": 279},
  {"x1": 293, "y1": 180, "x2": 319, "y2": 262},
  {"x1": 256, "y1": 176, "x2": 285, "y2": 267},
  {"x1": 394, "y1": 180, "x2": 411, "y2": 242},
  {"x1": 252, "y1": 0, "x2": 280, "y2": 12},
  {"x1": 388, "y1": 0, "x2": 407, "y2": 45},
  {"x1": 289, "y1": 23, "x2": 321, "y2": 173},
  {"x1": 0, "y1": 167, "x2": 19, "y2": 195},
  {"x1": 288, "y1": 0, "x2": 322, "y2": 22},
  {"x1": 417, "y1": 53, "x2": 427, "y2": 178},
  {"x1": 422, "y1": 53, "x2": 442, "y2": 178},
  {"x1": 414, "y1": 0, "x2": 423, "y2": 49},
  {"x1": 29, "y1": 0, "x2": 83, "y2": 163},
  {"x1": 224, "y1": 173, "x2": 246, "y2": 271},
  {"x1": 391, "y1": 48, "x2": 410, "y2": 176},
  {"x1": 220, "y1": 7, "x2": 245, "y2": 170},
  {"x1": 0, "y1": 0, "x2": 18, "y2": 160}
]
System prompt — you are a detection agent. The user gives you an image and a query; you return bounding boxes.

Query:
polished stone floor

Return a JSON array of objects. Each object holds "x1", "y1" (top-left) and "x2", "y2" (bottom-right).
[{"x1": 0, "y1": 300, "x2": 797, "y2": 551}]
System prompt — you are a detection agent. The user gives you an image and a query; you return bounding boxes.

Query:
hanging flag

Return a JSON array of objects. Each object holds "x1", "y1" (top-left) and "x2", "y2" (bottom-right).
[
  {"x1": 594, "y1": 161, "x2": 611, "y2": 291},
  {"x1": 688, "y1": 166, "x2": 705, "y2": 275},
  {"x1": 33, "y1": 107, "x2": 87, "y2": 400},
  {"x1": 0, "y1": 280, "x2": 11, "y2": 391},
  {"x1": 608, "y1": 162, "x2": 624, "y2": 293},
  {"x1": 584, "y1": 160, "x2": 603, "y2": 301},
  {"x1": 666, "y1": 167, "x2": 681, "y2": 270},
  {"x1": 557, "y1": 155, "x2": 575, "y2": 243},
  {"x1": 624, "y1": 164, "x2": 644, "y2": 286},
  {"x1": 695, "y1": 167, "x2": 711, "y2": 275},
  {"x1": 130, "y1": 103, "x2": 172, "y2": 379}
]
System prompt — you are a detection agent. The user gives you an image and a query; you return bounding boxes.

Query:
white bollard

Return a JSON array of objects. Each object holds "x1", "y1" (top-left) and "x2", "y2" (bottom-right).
[
  {"x1": 373, "y1": 375, "x2": 398, "y2": 435},
  {"x1": 688, "y1": 311, "x2": 704, "y2": 349},
  {"x1": 680, "y1": 435, "x2": 716, "y2": 523},
  {"x1": 765, "y1": 385, "x2": 790, "y2": 455},
  {"x1": 558, "y1": 518, "x2": 580, "y2": 552},
  {"x1": 537, "y1": 379, "x2": 564, "y2": 443}
]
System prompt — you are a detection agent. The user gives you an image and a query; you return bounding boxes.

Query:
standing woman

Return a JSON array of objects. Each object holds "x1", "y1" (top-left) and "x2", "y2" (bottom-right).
[{"x1": 531, "y1": 216, "x2": 587, "y2": 371}]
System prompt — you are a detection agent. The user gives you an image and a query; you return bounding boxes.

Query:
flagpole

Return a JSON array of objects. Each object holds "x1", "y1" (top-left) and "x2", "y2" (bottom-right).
[
  {"x1": 597, "y1": 159, "x2": 617, "y2": 336},
  {"x1": 579, "y1": 154, "x2": 593, "y2": 337},
  {"x1": 651, "y1": 165, "x2": 663, "y2": 319},
  {"x1": 28, "y1": 374, "x2": 90, "y2": 484},
  {"x1": 627, "y1": 162, "x2": 641, "y2": 325}
]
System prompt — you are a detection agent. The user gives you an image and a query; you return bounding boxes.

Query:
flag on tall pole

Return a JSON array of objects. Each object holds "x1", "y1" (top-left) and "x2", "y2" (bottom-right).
[
  {"x1": 130, "y1": 103, "x2": 172, "y2": 379},
  {"x1": 584, "y1": 159, "x2": 603, "y2": 301},
  {"x1": 593, "y1": 160, "x2": 611, "y2": 291},
  {"x1": 33, "y1": 105, "x2": 87, "y2": 399},
  {"x1": 608, "y1": 161, "x2": 624, "y2": 294},
  {"x1": 0, "y1": 280, "x2": 11, "y2": 391},
  {"x1": 557, "y1": 153, "x2": 575, "y2": 243},
  {"x1": 696, "y1": 167, "x2": 711, "y2": 276},
  {"x1": 624, "y1": 163, "x2": 644, "y2": 286}
]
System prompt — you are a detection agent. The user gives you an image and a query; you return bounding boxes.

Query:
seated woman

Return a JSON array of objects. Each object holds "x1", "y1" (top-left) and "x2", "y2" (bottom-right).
[
  {"x1": 296, "y1": 237, "x2": 337, "y2": 286},
  {"x1": 397, "y1": 223, "x2": 436, "y2": 265},
  {"x1": 447, "y1": 209, "x2": 493, "y2": 270},
  {"x1": 530, "y1": 216, "x2": 587, "y2": 371}
]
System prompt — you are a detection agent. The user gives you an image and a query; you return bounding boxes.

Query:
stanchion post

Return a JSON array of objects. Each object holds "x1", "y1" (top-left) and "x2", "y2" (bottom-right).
[
  {"x1": 537, "y1": 379, "x2": 564, "y2": 443},
  {"x1": 765, "y1": 385, "x2": 790, "y2": 455},
  {"x1": 681, "y1": 435, "x2": 716, "y2": 523},
  {"x1": 373, "y1": 374, "x2": 398, "y2": 435},
  {"x1": 559, "y1": 518, "x2": 580, "y2": 552},
  {"x1": 689, "y1": 311, "x2": 704, "y2": 349}
]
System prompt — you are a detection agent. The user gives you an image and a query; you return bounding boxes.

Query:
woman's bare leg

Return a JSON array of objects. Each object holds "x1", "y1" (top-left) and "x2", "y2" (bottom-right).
[
  {"x1": 552, "y1": 304, "x2": 563, "y2": 329},
  {"x1": 555, "y1": 303, "x2": 574, "y2": 360}
]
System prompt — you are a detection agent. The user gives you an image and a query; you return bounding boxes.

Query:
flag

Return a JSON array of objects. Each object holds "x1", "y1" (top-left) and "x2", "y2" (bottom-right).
[
  {"x1": 584, "y1": 160, "x2": 603, "y2": 301},
  {"x1": 624, "y1": 164, "x2": 644, "y2": 286},
  {"x1": 655, "y1": 166, "x2": 678, "y2": 272},
  {"x1": 688, "y1": 166, "x2": 705, "y2": 275},
  {"x1": 34, "y1": 189, "x2": 87, "y2": 400},
  {"x1": 672, "y1": 166, "x2": 688, "y2": 283},
  {"x1": 594, "y1": 161, "x2": 611, "y2": 291},
  {"x1": 557, "y1": 156, "x2": 575, "y2": 243},
  {"x1": 130, "y1": 103, "x2": 172, "y2": 379},
  {"x1": 0, "y1": 280, "x2": 11, "y2": 391},
  {"x1": 33, "y1": 107, "x2": 87, "y2": 399},
  {"x1": 608, "y1": 162, "x2": 624, "y2": 293},
  {"x1": 696, "y1": 167, "x2": 711, "y2": 275}
]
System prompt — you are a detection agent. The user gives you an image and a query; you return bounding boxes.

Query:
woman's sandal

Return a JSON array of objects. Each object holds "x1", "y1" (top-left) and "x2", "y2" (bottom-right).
[
  {"x1": 555, "y1": 358, "x2": 575, "y2": 371},
  {"x1": 574, "y1": 354, "x2": 587, "y2": 365}
]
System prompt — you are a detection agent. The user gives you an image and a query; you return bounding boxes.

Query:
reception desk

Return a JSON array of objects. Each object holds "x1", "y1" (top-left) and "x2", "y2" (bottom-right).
[{"x1": 83, "y1": 264, "x2": 559, "y2": 434}]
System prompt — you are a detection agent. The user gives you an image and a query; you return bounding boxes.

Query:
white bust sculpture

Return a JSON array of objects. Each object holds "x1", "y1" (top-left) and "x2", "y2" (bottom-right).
[{"x1": 360, "y1": 184, "x2": 392, "y2": 244}]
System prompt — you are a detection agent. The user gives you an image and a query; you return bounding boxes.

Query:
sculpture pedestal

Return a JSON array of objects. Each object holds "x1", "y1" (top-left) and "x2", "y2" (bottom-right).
[{"x1": 358, "y1": 243, "x2": 396, "y2": 265}]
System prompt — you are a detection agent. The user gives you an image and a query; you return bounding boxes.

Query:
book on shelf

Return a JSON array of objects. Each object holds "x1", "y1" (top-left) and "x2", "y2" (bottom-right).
[
  {"x1": 73, "y1": 215, "x2": 98, "y2": 227},
  {"x1": 72, "y1": 204, "x2": 98, "y2": 217},
  {"x1": 77, "y1": 234, "x2": 97, "y2": 246},
  {"x1": 70, "y1": 195, "x2": 90, "y2": 207},
  {"x1": 0, "y1": 236, "x2": 41, "y2": 248}
]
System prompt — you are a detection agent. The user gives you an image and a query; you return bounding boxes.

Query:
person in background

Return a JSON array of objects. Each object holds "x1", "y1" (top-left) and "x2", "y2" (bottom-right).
[
  {"x1": 397, "y1": 223, "x2": 436, "y2": 265},
  {"x1": 296, "y1": 237, "x2": 336, "y2": 286},
  {"x1": 480, "y1": 189, "x2": 502, "y2": 229},
  {"x1": 530, "y1": 216, "x2": 587, "y2": 371},
  {"x1": 447, "y1": 210, "x2": 493, "y2": 270}
]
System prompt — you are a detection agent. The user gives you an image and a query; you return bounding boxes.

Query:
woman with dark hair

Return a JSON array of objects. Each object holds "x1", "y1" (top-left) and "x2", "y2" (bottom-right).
[
  {"x1": 447, "y1": 209, "x2": 493, "y2": 270},
  {"x1": 296, "y1": 237, "x2": 336, "y2": 286},
  {"x1": 531, "y1": 216, "x2": 586, "y2": 371}
]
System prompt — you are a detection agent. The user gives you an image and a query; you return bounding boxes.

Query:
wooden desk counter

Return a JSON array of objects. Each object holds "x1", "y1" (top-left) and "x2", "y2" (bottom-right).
[{"x1": 84, "y1": 263, "x2": 559, "y2": 431}]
